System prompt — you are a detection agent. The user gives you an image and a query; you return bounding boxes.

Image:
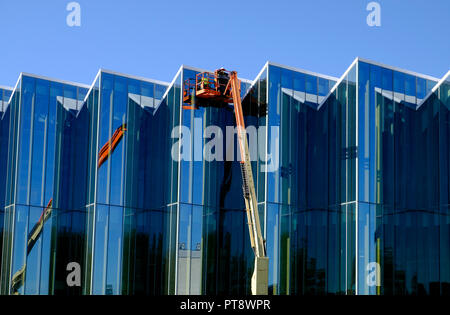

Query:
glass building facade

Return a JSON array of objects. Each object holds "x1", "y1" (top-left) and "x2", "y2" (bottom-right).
[
  {"x1": 0, "y1": 60, "x2": 449, "y2": 295},
  {"x1": 243, "y1": 63, "x2": 339, "y2": 294},
  {"x1": 0, "y1": 86, "x2": 13, "y2": 276},
  {"x1": 354, "y1": 65, "x2": 449, "y2": 295},
  {"x1": 81, "y1": 70, "x2": 170, "y2": 295},
  {"x1": 168, "y1": 66, "x2": 254, "y2": 295},
  {"x1": 0, "y1": 75, "x2": 89, "y2": 295}
]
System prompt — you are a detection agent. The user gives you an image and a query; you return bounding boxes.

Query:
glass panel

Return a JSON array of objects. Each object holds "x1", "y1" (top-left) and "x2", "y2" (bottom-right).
[
  {"x1": 416, "y1": 77, "x2": 427, "y2": 103},
  {"x1": 266, "y1": 203, "x2": 279, "y2": 294},
  {"x1": 46, "y1": 82, "x2": 62, "y2": 205},
  {"x1": 24, "y1": 206, "x2": 44, "y2": 295},
  {"x1": 305, "y1": 74, "x2": 318, "y2": 105},
  {"x1": 30, "y1": 79, "x2": 49, "y2": 206},
  {"x1": 109, "y1": 76, "x2": 127, "y2": 206},
  {"x1": 11, "y1": 205, "x2": 28, "y2": 295},
  {"x1": 106, "y1": 206, "x2": 123, "y2": 295},
  {"x1": 358, "y1": 61, "x2": 371, "y2": 203},
  {"x1": 141, "y1": 81, "x2": 154, "y2": 110},
  {"x1": 155, "y1": 84, "x2": 166, "y2": 101},
  {"x1": 357, "y1": 202, "x2": 377, "y2": 295},
  {"x1": 17, "y1": 77, "x2": 35, "y2": 204},
  {"x1": 97, "y1": 73, "x2": 114, "y2": 205},
  {"x1": 257, "y1": 69, "x2": 267, "y2": 203},
  {"x1": 192, "y1": 108, "x2": 204, "y2": 206},
  {"x1": 404, "y1": 74, "x2": 416, "y2": 105},
  {"x1": 92, "y1": 205, "x2": 109, "y2": 294},
  {"x1": 39, "y1": 203, "x2": 52, "y2": 295},
  {"x1": 177, "y1": 203, "x2": 192, "y2": 294},
  {"x1": 190, "y1": 205, "x2": 202, "y2": 294},
  {"x1": 267, "y1": 65, "x2": 280, "y2": 204}
]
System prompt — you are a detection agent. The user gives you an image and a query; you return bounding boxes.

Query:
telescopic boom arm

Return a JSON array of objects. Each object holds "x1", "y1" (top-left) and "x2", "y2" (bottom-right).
[{"x1": 225, "y1": 71, "x2": 268, "y2": 295}]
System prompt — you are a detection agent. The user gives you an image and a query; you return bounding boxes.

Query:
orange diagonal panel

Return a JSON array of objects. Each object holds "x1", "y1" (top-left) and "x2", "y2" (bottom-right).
[{"x1": 98, "y1": 123, "x2": 127, "y2": 168}]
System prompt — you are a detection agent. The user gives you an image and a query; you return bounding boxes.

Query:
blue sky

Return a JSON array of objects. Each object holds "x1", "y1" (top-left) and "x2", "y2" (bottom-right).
[{"x1": 0, "y1": 0, "x2": 448, "y2": 87}]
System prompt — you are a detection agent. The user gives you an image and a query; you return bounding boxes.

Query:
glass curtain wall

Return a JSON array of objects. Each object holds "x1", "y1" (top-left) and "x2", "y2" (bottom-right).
[
  {"x1": 0, "y1": 87, "x2": 13, "y2": 285},
  {"x1": 265, "y1": 65, "x2": 344, "y2": 294},
  {"x1": 0, "y1": 75, "x2": 88, "y2": 295},
  {"x1": 1, "y1": 62, "x2": 447, "y2": 296},
  {"x1": 50, "y1": 86, "x2": 91, "y2": 295},
  {"x1": 356, "y1": 61, "x2": 444, "y2": 295},
  {"x1": 436, "y1": 73, "x2": 450, "y2": 295},
  {"x1": 241, "y1": 64, "x2": 343, "y2": 295},
  {"x1": 84, "y1": 71, "x2": 171, "y2": 295},
  {"x1": 0, "y1": 84, "x2": 21, "y2": 294},
  {"x1": 0, "y1": 87, "x2": 12, "y2": 112},
  {"x1": 174, "y1": 67, "x2": 255, "y2": 295}
]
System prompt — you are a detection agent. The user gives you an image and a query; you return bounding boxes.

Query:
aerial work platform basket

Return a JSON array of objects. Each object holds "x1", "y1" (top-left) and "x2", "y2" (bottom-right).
[{"x1": 182, "y1": 69, "x2": 237, "y2": 109}]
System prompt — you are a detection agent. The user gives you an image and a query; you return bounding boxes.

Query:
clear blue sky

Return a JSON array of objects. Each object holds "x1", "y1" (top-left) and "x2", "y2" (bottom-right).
[{"x1": 0, "y1": 0, "x2": 448, "y2": 87}]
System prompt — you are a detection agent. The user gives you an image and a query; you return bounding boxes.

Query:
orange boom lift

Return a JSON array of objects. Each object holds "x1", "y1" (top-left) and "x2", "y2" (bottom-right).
[{"x1": 183, "y1": 69, "x2": 268, "y2": 295}]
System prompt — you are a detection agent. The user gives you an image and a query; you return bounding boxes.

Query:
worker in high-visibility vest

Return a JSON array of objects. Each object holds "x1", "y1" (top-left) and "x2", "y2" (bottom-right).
[
  {"x1": 217, "y1": 68, "x2": 229, "y2": 95},
  {"x1": 201, "y1": 76, "x2": 209, "y2": 90}
]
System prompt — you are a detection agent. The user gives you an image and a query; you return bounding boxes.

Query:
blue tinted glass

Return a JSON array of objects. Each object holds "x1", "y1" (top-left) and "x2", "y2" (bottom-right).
[
  {"x1": 106, "y1": 206, "x2": 123, "y2": 295},
  {"x1": 141, "y1": 81, "x2": 154, "y2": 98},
  {"x1": 318, "y1": 78, "x2": 329, "y2": 96},
  {"x1": 4, "y1": 89, "x2": 12, "y2": 101},
  {"x1": 97, "y1": 72, "x2": 114, "y2": 204},
  {"x1": 11, "y1": 205, "x2": 28, "y2": 295},
  {"x1": 17, "y1": 76, "x2": 35, "y2": 204},
  {"x1": 114, "y1": 76, "x2": 127, "y2": 94},
  {"x1": 154, "y1": 84, "x2": 166, "y2": 100},
  {"x1": 2, "y1": 60, "x2": 449, "y2": 296},
  {"x1": 102, "y1": 73, "x2": 113, "y2": 90},
  {"x1": 24, "y1": 206, "x2": 43, "y2": 294},
  {"x1": 141, "y1": 81, "x2": 154, "y2": 109},
  {"x1": 127, "y1": 79, "x2": 140, "y2": 95},
  {"x1": 30, "y1": 79, "x2": 49, "y2": 206},
  {"x1": 177, "y1": 204, "x2": 192, "y2": 294},
  {"x1": 281, "y1": 69, "x2": 293, "y2": 89},
  {"x1": 190, "y1": 205, "x2": 202, "y2": 294},
  {"x1": 39, "y1": 205, "x2": 52, "y2": 294},
  {"x1": 393, "y1": 71, "x2": 405, "y2": 94},
  {"x1": 63, "y1": 85, "x2": 76, "y2": 98},
  {"x1": 93, "y1": 205, "x2": 108, "y2": 294},
  {"x1": 381, "y1": 67, "x2": 393, "y2": 91},
  {"x1": 416, "y1": 77, "x2": 427, "y2": 100},
  {"x1": 266, "y1": 203, "x2": 279, "y2": 293},
  {"x1": 305, "y1": 74, "x2": 317, "y2": 95},
  {"x1": 370, "y1": 63, "x2": 382, "y2": 89},
  {"x1": 109, "y1": 75, "x2": 127, "y2": 206},
  {"x1": 77, "y1": 87, "x2": 88, "y2": 110},
  {"x1": 78, "y1": 87, "x2": 88, "y2": 100},
  {"x1": 329, "y1": 80, "x2": 335, "y2": 91},
  {"x1": 358, "y1": 61, "x2": 371, "y2": 203},
  {"x1": 266, "y1": 65, "x2": 280, "y2": 203},
  {"x1": 405, "y1": 74, "x2": 416, "y2": 97},
  {"x1": 46, "y1": 82, "x2": 63, "y2": 204},
  {"x1": 426, "y1": 79, "x2": 436, "y2": 94},
  {"x1": 293, "y1": 72, "x2": 305, "y2": 92},
  {"x1": 192, "y1": 108, "x2": 203, "y2": 205}
]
